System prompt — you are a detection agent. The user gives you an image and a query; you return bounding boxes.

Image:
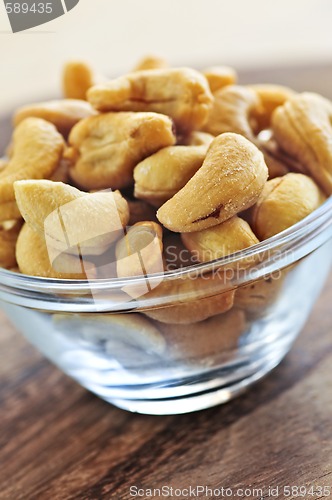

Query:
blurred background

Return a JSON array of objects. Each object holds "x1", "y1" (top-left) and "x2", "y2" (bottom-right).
[{"x1": 1, "y1": 0, "x2": 332, "y2": 112}]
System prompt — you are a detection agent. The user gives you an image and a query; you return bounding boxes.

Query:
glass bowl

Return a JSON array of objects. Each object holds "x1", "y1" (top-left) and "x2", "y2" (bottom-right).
[{"x1": 0, "y1": 194, "x2": 331, "y2": 415}]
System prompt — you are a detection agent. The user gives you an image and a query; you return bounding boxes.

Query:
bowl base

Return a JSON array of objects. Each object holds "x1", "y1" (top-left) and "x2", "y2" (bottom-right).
[{"x1": 102, "y1": 347, "x2": 289, "y2": 415}]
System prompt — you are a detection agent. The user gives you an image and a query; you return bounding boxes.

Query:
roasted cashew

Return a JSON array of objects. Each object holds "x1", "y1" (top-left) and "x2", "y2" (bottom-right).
[
  {"x1": 157, "y1": 308, "x2": 246, "y2": 362},
  {"x1": 181, "y1": 216, "x2": 259, "y2": 266},
  {"x1": 62, "y1": 60, "x2": 102, "y2": 100},
  {"x1": 272, "y1": 92, "x2": 332, "y2": 194},
  {"x1": 134, "y1": 144, "x2": 208, "y2": 207},
  {"x1": 87, "y1": 68, "x2": 214, "y2": 131},
  {"x1": 68, "y1": 111, "x2": 176, "y2": 190},
  {"x1": 0, "y1": 118, "x2": 64, "y2": 221},
  {"x1": 16, "y1": 224, "x2": 96, "y2": 279},
  {"x1": 202, "y1": 66, "x2": 237, "y2": 93},
  {"x1": 14, "y1": 99, "x2": 97, "y2": 138},
  {"x1": 157, "y1": 133, "x2": 268, "y2": 232},
  {"x1": 133, "y1": 55, "x2": 168, "y2": 72},
  {"x1": 252, "y1": 173, "x2": 325, "y2": 240},
  {"x1": 14, "y1": 180, "x2": 129, "y2": 258}
]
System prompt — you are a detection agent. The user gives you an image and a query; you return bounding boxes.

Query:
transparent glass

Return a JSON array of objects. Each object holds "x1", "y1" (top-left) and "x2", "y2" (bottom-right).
[{"x1": 0, "y1": 196, "x2": 331, "y2": 414}]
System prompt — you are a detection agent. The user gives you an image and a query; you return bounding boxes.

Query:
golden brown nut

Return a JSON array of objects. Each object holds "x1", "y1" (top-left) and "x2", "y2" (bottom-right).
[
  {"x1": 0, "y1": 118, "x2": 64, "y2": 216},
  {"x1": 202, "y1": 84, "x2": 295, "y2": 178},
  {"x1": 272, "y1": 92, "x2": 332, "y2": 194},
  {"x1": 181, "y1": 216, "x2": 259, "y2": 266},
  {"x1": 62, "y1": 61, "x2": 100, "y2": 100},
  {"x1": 234, "y1": 271, "x2": 285, "y2": 316},
  {"x1": 252, "y1": 173, "x2": 325, "y2": 240},
  {"x1": 249, "y1": 84, "x2": 295, "y2": 132},
  {"x1": 14, "y1": 180, "x2": 129, "y2": 257},
  {"x1": 0, "y1": 220, "x2": 23, "y2": 269},
  {"x1": 116, "y1": 221, "x2": 164, "y2": 281},
  {"x1": 68, "y1": 112, "x2": 176, "y2": 190},
  {"x1": 16, "y1": 224, "x2": 95, "y2": 279},
  {"x1": 202, "y1": 66, "x2": 237, "y2": 93},
  {"x1": 203, "y1": 85, "x2": 259, "y2": 139},
  {"x1": 133, "y1": 55, "x2": 168, "y2": 72},
  {"x1": 142, "y1": 273, "x2": 235, "y2": 324},
  {"x1": 13, "y1": 99, "x2": 97, "y2": 138},
  {"x1": 87, "y1": 68, "x2": 214, "y2": 131},
  {"x1": 157, "y1": 133, "x2": 268, "y2": 233},
  {"x1": 134, "y1": 144, "x2": 208, "y2": 207},
  {"x1": 157, "y1": 308, "x2": 246, "y2": 362},
  {"x1": 53, "y1": 312, "x2": 166, "y2": 368},
  {"x1": 127, "y1": 199, "x2": 157, "y2": 225},
  {"x1": 116, "y1": 223, "x2": 234, "y2": 323}
]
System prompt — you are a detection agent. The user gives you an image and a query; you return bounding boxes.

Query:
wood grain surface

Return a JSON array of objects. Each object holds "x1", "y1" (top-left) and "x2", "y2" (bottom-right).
[{"x1": 0, "y1": 272, "x2": 331, "y2": 500}]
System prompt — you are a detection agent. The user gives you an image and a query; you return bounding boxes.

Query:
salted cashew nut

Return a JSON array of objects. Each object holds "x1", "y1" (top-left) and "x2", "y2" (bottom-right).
[
  {"x1": 14, "y1": 180, "x2": 129, "y2": 260},
  {"x1": 68, "y1": 111, "x2": 176, "y2": 190},
  {"x1": 249, "y1": 84, "x2": 296, "y2": 132},
  {"x1": 134, "y1": 144, "x2": 208, "y2": 207},
  {"x1": 87, "y1": 68, "x2": 214, "y2": 131},
  {"x1": 16, "y1": 223, "x2": 95, "y2": 279},
  {"x1": 252, "y1": 173, "x2": 325, "y2": 240},
  {"x1": 0, "y1": 118, "x2": 64, "y2": 221},
  {"x1": 14, "y1": 99, "x2": 97, "y2": 138},
  {"x1": 62, "y1": 60, "x2": 103, "y2": 100},
  {"x1": 203, "y1": 84, "x2": 296, "y2": 178},
  {"x1": 181, "y1": 216, "x2": 259, "y2": 267},
  {"x1": 157, "y1": 308, "x2": 246, "y2": 362},
  {"x1": 53, "y1": 313, "x2": 166, "y2": 369},
  {"x1": 234, "y1": 271, "x2": 285, "y2": 316},
  {"x1": 203, "y1": 85, "x2": 260, "y2": 139},
  {"x1": 157, "y1": 133, "x2": 268, "y2": 233},
  {"x1": 272, "y1": 92, "x2": 332, "y2": 194},
  {"x1": 133, "y1": 55, "x2": 168, "y2": 72},
  {"x1": 116, "y1": 221, "x2": 164, "y2": 281},
  {"x1": 142, "y1": 272, "x2": 235, "y2": 324},
  {"x1": 202, "y1": 65, "x2": 238, "y2": 93},
  {"x1": 115, "y1": 222, "x2": 234, "y2": 323}
]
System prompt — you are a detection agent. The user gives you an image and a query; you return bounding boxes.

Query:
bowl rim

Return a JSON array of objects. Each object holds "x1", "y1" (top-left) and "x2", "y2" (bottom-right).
[{"x1": 0, "y1": 195, "x2": 331, "y2": 297}]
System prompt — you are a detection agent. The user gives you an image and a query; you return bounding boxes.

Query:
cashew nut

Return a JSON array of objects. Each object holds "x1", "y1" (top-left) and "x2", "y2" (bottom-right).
[
  {"x1": 133, "y1": 55, "x2": 169, "y2": 72},
  {"x1": 0, "y1": 118, "x2": 64, "y2": 221},
  {"x1": 252, "y1": 173, "x2": 325, "y2": 240},
  {"x1": 272, "y1": 92, "x2": 332, "y2": 194},
  {"x1": 14, "y1": 179, "x2": 129, "y2": 257},
  {"x1": 16, "y1": 224, "x2": 96, "y2": 279},
  {"x1": 14, "y1": 99, "x2": 97, "y2": 138},
  {"x1": 134, "y1": 144, "x2": 208, "y2": 207},
  {"x1": 68, "y1": 111, "x2": 176, "y2": 190},
  {"x1": 87, "y1": 68, "x2": 214, "y2": 131},
  {"x1": 157, "y1": 133, "x2": 268, "y2": 232},
  {"x1": 202, "y1": 65, "x2": 237, "y2": 93},
  {"x1": 62, "y1": 60, "x2": 102, "y2": 100},
  {"x1": 181, "y1": 216, "x2": 259, "y2": 266}
]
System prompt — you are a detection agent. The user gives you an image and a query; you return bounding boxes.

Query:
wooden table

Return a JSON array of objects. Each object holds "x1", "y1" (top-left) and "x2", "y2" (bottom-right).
[{"x1": 0, "y1": 273, "x2": 331, "y2": 500}]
